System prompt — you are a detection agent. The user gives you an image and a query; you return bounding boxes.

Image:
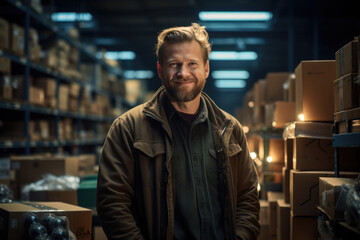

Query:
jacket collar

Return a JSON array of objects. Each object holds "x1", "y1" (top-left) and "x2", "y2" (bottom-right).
[{"x1": 143, "y1": 86, "x2": 234, "y2": 137}]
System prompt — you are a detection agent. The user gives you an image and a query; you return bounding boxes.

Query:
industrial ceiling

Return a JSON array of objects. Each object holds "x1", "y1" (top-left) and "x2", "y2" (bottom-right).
[{"x1": 42, "y1": 0, "x2": 359, "y2": 114}]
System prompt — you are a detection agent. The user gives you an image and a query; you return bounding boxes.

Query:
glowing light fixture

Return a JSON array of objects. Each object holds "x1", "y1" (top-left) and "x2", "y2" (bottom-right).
[
  {"x1": 248, "y1": 101, "x2": 254, "y2": 108},
  {"x1": 215, "y1": 80, "x2": 246, "y2": 88},
  {"x1": 266, "y1": 156, "x2": 273, "y2": 163},
  {"x1": 243, "y1": 126, "x2": 250, "y2": 134},
  {"x1": 211, "y1": 70, "x2": 249, "y2": 79},
  {"x1": 209, "y1": 51, "x2": 257, "y2": 60},
  {"x1": 124, "y1": 70, "x2": 154, "y2": 79},
  {"x1": 52, "y1": 12, "x2": 93, "y2": 22},
  {"x1": 105, "y1": 51, "x2": 136, "y2": 60},
  {"x1": 298, "y1": 114, "x2": 305, "y2": 121},
  {"x1": 250, "y1": 152, "x2": 257, "y2": 160},
  {"x1": 199, "y1": 11, "x2": 273, "y2": 21},
  {"x1": 257, "y1": 183, "x2": 261, "y2": 192}
]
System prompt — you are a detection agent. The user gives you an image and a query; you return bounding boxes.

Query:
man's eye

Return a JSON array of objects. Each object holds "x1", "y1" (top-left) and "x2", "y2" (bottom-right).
[
  {"x1": 169, "y1": 63, "x2": 178, "y2": 67},
  {"x1": 189, "y1": 62, "x2": 197, "y2": 66}
]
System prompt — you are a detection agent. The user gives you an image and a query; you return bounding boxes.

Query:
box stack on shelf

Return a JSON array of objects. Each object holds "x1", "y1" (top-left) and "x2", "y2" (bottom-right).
[
  {"x1": 316, "y1": 37, "x2": 360, "y2": 239},
  {"x1": 0, "y1": 3, "x2": 131, "y2": 238},
  {"x1": 238, "y1": 39, "x2": 360, "y2": 239},
  {"x1": 0, "y1": 0, "x2": 127, "y2": 159}
]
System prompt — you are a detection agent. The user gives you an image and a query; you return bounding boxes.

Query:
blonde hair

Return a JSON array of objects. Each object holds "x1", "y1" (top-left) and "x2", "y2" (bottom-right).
[{"x1": 156, "y1": 23, "x2": 211, "y2": 63}]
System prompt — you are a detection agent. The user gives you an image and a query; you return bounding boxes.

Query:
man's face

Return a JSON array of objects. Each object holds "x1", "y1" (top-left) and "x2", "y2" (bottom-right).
[{"x1": 157, "y1": 40, "x2": 210, "y2": 102}]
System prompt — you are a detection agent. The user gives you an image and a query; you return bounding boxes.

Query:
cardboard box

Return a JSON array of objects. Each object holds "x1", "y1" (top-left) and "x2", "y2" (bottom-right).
[
  {"x1": 295, "y1": 60, "x2": 336, "y2": 121},
  {"x1": 39, "y1": 120, "x2": 50, "y2": 140},
  {"x1": 319, "y1": 177, "x2": 356, "y2": 220},
  {"x1": 265, "y1": 101, "x2": 295, "y2": 129},
  {"x1": 10, "y1": 23, "x2": 24, "y2": 56},
  {"x1": 334, "y1": 73, "x2": 360, "y2": 112},
  {"x1": 78, "y1": 154, "x2": 97, "y2": 177},
  {"x1": 277, "y1": 199, "x2": 290, "y2": 240},
  {"x1": 0, "y1": 56, "x2": 11, "y2": 74},
  {"x1": 335, "y1": 40, "x2": 358, "y2": 78},
  {"x1": 35, "y1": 78, "x2": 56, "y2": 98},
  {"x1": 69, "y1": 97, "x2": 78, "y2": 112},
  {"x1": 258, "y1": 200, "x2": 269, "y2": 240},
  {"x1": 265, "y1": 72, "x2": 292, "y2": 102},
  {"x1": 283, "y1": 74, "x2": 296, "y2": 102},
  {"x1": 282, "y1": 121, "x2": 333, "y2": 141},
  {"x1": 267, "y1": 192, "x2": 283, "y2": 239},
  {"x1": 0, "y1": 17, "x2": 9, "y2": 50},
  {"x1": 0, "y1": 75, "x2": 12, "y2": 100},
  {"x1": 0, "y1": 202, "x2": 92, "y2": 240},
  {"x1": 10, "y1": 155, "x2": 79, "y2": 193},
  {"x1": 69, "y1": 82, "x2": 81, "y2": 98},
  {"x1": 29, "y1": 190, "x2": 78, "y2": 205},
  {"x1": 282, "y1": 167, "x2": 290, "y2": 204},
  {"x1": 293, "y1": 137, "x2": 333, "y2": 171},
  {"x1": 59, "y1": 84, "x2": 69, "y2": 111},
  {"x1": 290, "y1": 213, "x2": 317, "y2": 240},
  {"x1": 284, "y1": 139, "x2": 293, "y2": 169},
  {"x1": 254, "y1": 79, "x2": 266, "y2": 107},
  {"x1": 29, "y1": 86, "x2": 45, "y2": 106},
  {"x1": 290, "y1": 170, "x2": 359, "y2": 216}
]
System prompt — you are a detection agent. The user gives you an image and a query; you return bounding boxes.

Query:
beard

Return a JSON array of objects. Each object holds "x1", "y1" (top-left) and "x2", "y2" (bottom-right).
[{"x1": 163, "y1": 77, "x2": 205, "y2": 102}]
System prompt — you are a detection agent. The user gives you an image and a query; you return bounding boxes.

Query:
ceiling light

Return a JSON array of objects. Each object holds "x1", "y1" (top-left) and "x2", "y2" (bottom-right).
[
  {"x1": 214, "y1": 80, "x2": 246, "y2": 88},
  {"x1": 51, "y1": 12, "x2": 93, "y2": 22},
  {"x1": 124, "y1": 70, "x2": 154, "y2": 79},
  {"x1": 104, "y1": 51, "x2": 136, "y2": 60},
  {"x1": 211, "y1": 38, "x2": 265, "y2": 45},
  {"x1": 199, "y1": 11, "x2": 273, "y2": 21},
  {"x1": 209, "y1": 51, "x2": 257, "y2": 60},
  {"x1": 211, "y1": 70, "x2": 249, "y2": 79}
]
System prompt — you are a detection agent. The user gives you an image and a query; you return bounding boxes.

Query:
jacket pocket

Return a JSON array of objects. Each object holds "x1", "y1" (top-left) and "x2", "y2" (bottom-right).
[
  {"x1": 133, "y1": 141, "x2": 165, "y2": 158},
  {"x1": 228, "y1": 143, "x2": 242, "y2": 157}
]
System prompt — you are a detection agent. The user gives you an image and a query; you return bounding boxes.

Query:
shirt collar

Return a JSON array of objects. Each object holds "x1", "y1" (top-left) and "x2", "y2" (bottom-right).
[{"x1": 163, "y1": 94, "x2": 209, "y2": 124}]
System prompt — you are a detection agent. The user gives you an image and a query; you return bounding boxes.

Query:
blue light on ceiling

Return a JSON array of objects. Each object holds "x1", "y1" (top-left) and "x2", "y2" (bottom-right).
[
  {"x1": 199, "y1": 11, "x2": 273, "y2": 21},
  {"x1": 124, "y1": 70, "x2": 154, "y2": 79},
  {"x1": 215, "y1": 80, "x2": 247, "y2": 88},
  {"x1": 105, "y1": 51, "x2": 136, "y2": 60},
  {"x1": 51, "y1": 12, "x2": 93, "y2": 22},
  {"x1": 209, "y1": 51, "x2": 258, "y2": 60},
  {"x1": 212, "y1": 70, "x2": 249, "y2": 79}
]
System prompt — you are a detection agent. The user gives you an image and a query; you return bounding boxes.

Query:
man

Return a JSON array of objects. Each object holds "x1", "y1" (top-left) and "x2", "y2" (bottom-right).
[{"x1": 96, "y1": 23, "x2": 260, "y2": 240}]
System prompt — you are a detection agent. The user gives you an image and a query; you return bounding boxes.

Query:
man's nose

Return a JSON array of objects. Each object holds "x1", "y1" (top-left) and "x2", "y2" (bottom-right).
[{"x1": 177, "y1": 65, "x2": 191, "y2": 78}]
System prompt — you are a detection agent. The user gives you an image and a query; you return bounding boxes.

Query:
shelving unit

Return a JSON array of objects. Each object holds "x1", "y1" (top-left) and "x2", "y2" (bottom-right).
[
  {"x1": 328, "y1": 107, "x2": 360, "y2": 238},
  {"x1": 333, "y1": 107, "x2": 360, "y2": 176},
  {"x1": 0, "y1": 0, "x2": 127, "y2": 158}
]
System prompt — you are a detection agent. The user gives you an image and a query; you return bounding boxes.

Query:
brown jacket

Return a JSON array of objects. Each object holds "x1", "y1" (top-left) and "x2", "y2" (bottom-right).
[{"x1": 96, "y1": 86, "x2": 260, "y2": 240}]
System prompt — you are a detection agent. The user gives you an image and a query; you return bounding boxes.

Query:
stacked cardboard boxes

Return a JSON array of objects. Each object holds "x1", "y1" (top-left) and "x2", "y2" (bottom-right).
[
  {"x1": 34, "y1": 78, "x2": 56, "y2": 108},
  {"x1": 252, "y1": 72, "x2": 296, "y2": 130},
  {"x1": 333, "y1": 38, "x2": 360, "y2": 135},
  {"x1": 267, "y1": 191, "x2": 283, "y2": 240},
  {"x1": 0, "y1": 17, "x2": 10, "y2": 50},
  {"x1": 10, "y1": 23, "x2": 24, "y2": 56}
]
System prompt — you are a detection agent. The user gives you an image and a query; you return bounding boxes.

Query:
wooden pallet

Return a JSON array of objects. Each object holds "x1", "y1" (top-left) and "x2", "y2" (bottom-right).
[{"x1": 334, "y1": 107, "x2": 360, "y2": 134}]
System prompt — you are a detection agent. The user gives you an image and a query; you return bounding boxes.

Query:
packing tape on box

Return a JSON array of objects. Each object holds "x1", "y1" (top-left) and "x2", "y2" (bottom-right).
[{"x1": 21, "y1": 202, "x2": 58, "y2": 210}]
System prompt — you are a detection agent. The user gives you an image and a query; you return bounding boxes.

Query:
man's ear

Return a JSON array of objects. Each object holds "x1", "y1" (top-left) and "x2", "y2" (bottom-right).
[
  {"x1": 157, "y1": 61, "x2": 163, "y2": 80},
  {"x1": 205, "y1": 60, "x2": 210, "y2": 78}
]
